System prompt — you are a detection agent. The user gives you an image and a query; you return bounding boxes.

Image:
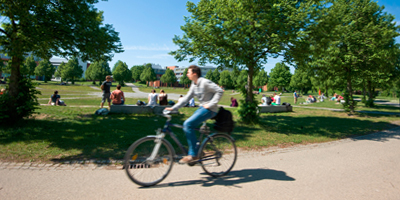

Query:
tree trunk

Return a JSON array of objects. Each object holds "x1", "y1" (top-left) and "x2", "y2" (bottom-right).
[
  {"x1": 346, "y1": 73, "x2": 355, "y2": 113},
  {"x1": 362, "y1": 81, "x2": 366, "y2": 100},
  {"x1": 246, "y1": 67, "x2": 254, "y2": 103},
  {"x1": 325, "y1": 85, "x2": 329, "y2": 97},
  {"x1": 367, "y1": 80, "x2": 373, "y2": 102},
  {"x1": 8, "y1": 55, "x2": 23, "y2": 120}
]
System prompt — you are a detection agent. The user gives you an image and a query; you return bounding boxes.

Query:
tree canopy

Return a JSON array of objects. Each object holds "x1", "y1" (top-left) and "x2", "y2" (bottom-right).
[
  {"x1": 85, "y1": 60, "x2": 111, "y2": 85},
  {"x1": 0, "y1": 0, "x2": 123, "y2": 122},
  {"x1": 112, "y1": 60, "x2": 131, "y2": 85},
  {"x1": 180, "y1": 68, "x2": 191, "y2": 87},
  {"x1": 301, "y1": 0, "x2": 400, "y2": 112},
  {"x1": 219, "y1": 70, "x2": 233, "y2": 89},
  {"x1": 170, "y1": 0, "x2": 315, "y2": 123},
  {"x1": 59, "y1": 57, "x2": 84, "y2": 84},
  {"x1": 289, "y1": 68, "x2": 312, "y2": 94},
  {"x1": 140, "y1": 64, "x2": 157, "y2": 86},
  {"x1": 268, "y1": 63, "x2": 292, "y2": 92},
  {"x1": 34, "y1": 60, "x2": 55, "y2": 83},
  {"x1": 160, "y1": 68, "x2": 177, "y2": 87},
  {"x1": 253, "y1": 70, "x2": 268, "y2": 88},
  {"x1": 131, "y1": 65, "x2": 145, "y2": 82},
  {"x1": 21, "y1": 55, "x2": 37, "y2": 77}
]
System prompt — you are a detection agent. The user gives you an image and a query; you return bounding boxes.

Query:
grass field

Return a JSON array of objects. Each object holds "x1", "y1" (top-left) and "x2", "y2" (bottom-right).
[
  {"x1": 0, "y1": 105, "x2": 398, "y2": 163},
  {"x1": 1, "y1": 82, "x2": 399, "y2": 163}
]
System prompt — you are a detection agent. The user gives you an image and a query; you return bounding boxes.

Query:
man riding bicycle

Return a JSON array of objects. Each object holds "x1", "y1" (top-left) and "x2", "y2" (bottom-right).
[{"x1": 165, "y1": 65, "x2": 223, "y2": 164}]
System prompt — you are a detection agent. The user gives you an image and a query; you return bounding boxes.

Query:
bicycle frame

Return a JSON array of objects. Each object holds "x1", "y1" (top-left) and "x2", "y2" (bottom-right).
[{"x1": 146, "y1": 114, "x2": 219, "y2": 163}]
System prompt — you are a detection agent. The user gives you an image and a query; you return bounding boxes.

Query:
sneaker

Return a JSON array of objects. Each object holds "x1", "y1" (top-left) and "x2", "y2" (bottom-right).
[{"x1": 178, "y1": 155, "x2": 198, "y2": 164}]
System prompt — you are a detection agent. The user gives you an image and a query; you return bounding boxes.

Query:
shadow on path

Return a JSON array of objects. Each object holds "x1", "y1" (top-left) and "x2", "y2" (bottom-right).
[{"x1": 143, "y1": 168, "x2": 295, "y2": 189}]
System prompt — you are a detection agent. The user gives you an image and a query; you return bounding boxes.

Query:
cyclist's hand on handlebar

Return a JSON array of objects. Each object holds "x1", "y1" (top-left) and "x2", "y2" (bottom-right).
[{"x1": 165, "y1": 107, "x2": 173, "y2": 111}]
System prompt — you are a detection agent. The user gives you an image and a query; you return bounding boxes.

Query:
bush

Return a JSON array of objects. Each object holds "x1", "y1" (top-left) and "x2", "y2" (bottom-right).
[
  {"x1": 237, "y1": 98, "x2": 260, "y2": 124},
  {"x1": 0, "y1": 77, "x2": 41, "y2": 125}
]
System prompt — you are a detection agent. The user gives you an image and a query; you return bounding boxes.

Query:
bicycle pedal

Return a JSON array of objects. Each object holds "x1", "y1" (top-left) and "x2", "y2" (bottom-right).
[{"x1": 187, "y1": 161, "x2": 200, "y2": 167}]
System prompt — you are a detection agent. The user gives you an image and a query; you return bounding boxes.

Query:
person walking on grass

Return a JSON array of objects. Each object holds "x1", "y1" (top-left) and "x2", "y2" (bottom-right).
[
  {"x1": 110, "y1": 84, "x2": 125, "y2": 105},
  {"x1": 294, "y1": 90, "x2": 298, "y2": 104},
  {"x1": 100, "y1": 75, "x2": 112, "y2": 109},
  {"x1": 165, "y1": 65, "x2": 223, "y2": 164}
]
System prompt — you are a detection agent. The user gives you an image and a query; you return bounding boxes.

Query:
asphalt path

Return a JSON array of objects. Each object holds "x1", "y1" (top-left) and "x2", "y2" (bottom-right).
[{"x1": 1, "y1": 127, "x2": 399, "y2": 200}]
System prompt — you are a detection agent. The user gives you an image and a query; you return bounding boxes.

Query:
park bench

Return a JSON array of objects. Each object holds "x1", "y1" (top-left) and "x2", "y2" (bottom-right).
[
  {"x1": 258, "y1": 105, "x2": 293, "y2": 113},
  {"x1": 109, "y1": 105, "x2": 172, "y2": 114}
]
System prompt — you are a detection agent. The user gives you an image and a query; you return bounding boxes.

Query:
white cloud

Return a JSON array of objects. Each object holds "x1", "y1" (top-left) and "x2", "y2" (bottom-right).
[
  {"x1": 124, "y1": 45, "x2": 175, "y2": 51},
  {"x1": 135, "y1": 54, "x2": 172, "y2": 59}
]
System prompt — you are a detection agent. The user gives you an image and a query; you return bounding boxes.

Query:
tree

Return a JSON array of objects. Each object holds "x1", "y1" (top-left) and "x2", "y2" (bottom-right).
[
  {"x1": 60, "y1": 57, "x2": 83, "y2": 84},
  {"x1": 205, "y1": 70, "x2": 213, "y2": 82},
  {"x1": 140, "y1": 65, "x2": 157, "y2": 86},
  {"x1": 84, "y1": 62, "x2": 95, "y2": 84},
  {"x1": 0, "y1": 0, "x2": 123, "y2": 122},
  {"x1": 219, "y1": 70, "x2": 233, "y2": 89},
  {"x1": 20, "y1": 55, "x2": 37, "y2": 77},
  {"x1": 303, "y1": 0, "x2": 400, "y2": 112},
  {"x1": 34, "y1": 60, "x2": 55, "y2": 83},
  {"x1": 268, "y1": 63, "x2": 292, "y2": 92},
  {"x1": 235, "y1": 70, "x2": 248, "y2": 93},
  {"x1": 212, "y1": 69, "x2": 220, "y2": 84},
  {"x1": 253, "y1": 70, "x2": 268, "y2": 88},
  {"x1": 55, "y1": 62, "x2": 66, "y2": 82},
  {"x1": 85, "y1": 61, "x2": 111, "y2": 85},
  {"x1": 131, "y1": 65, "x2": 145, "y2": 82},
  {"x1": 112, "y1": 61, "x2": 131, "y2": 86},
  {"x1": 170, "y1": 0, "x2": 314, "y2": 123},
  {"x1": 180, "y1": 68, "x2": 191, "y2": 88},
  {"x1": 290, "y1": 68, "x2": 313, "y2": 94},
  {"x1": 160, "y1": 68, "x2": 177, "y2": 87}
]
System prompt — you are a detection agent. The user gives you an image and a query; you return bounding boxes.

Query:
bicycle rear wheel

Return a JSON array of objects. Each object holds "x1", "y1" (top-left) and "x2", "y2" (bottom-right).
[
  {"x1": 124, "y1": 136, "x2": 174, "y2": 187},
  {"x1": 199, "y1": 133, "x2": 237, "y2": 177}
]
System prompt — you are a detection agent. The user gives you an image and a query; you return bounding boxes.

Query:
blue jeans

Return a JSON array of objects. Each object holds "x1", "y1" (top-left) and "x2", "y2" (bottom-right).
[{"x1": 183, "y1": 106, "x2": 216, "y2": 156}]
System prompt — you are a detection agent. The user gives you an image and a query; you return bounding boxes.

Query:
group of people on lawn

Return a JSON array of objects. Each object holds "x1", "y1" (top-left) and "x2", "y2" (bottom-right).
[{"x1": 259, "y1": 93, "x2": 281, "y2": 106}]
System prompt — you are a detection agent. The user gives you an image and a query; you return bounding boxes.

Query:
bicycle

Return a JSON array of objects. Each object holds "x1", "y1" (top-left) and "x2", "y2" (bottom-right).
[{"x1": 123, "y1": 110, "x2": 237, "y2": 187}]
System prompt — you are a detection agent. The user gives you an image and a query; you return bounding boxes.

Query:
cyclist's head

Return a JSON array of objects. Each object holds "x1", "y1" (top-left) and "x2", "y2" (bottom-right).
[
  {"x1": 117, "y1": 85, "x2": 121, "y2": 90},
  {"x1": 151, "y1": 89, "x2": 156, "y2": 93},
  {"x1": 106, "y1": 75, "x2": 111, "y2": 81},
  {"x1": 188, "y1": 65, "x2": 201, "y2": 78}
]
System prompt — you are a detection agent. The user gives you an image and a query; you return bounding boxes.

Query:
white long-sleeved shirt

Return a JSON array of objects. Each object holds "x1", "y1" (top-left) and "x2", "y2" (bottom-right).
[{"x1": 171, "y1": 77, "x2": 223, "y2": 113}]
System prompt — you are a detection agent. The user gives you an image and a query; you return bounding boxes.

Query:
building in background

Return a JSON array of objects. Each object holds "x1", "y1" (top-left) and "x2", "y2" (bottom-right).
[
  {"x1": 174, "y1": 66, "x2": 233, "y2": 82},
  {"x1": 50, "y1": 57, "x2": 90, "y2": 81}
]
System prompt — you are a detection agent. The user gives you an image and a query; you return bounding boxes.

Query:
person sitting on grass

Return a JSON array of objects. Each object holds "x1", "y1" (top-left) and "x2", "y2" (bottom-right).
[
  {"x1": 48, "y1": 90, "x2": 67, "y2": 106},
  {"x1": 230, "y1": 97, "x2": 238, "y2": 107},
  {"x1": 110, "y1": 84, "x2": 125, "y2": 105}
]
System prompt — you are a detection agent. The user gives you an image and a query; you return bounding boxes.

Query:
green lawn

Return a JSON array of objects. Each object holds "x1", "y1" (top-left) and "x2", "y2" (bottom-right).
[
  {"x1": 38, "y1": 98, "x2": 148, "y2": 106},
  {"x1": 0, "y1": 106, "x2": 398, "y2": 163},
  {"x1": 1, "y1": 84, "x2": 399, "y2": 163}
]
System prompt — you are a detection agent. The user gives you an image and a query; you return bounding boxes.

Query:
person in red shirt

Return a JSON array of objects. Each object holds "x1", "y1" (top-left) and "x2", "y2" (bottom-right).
[
  {"x1": 0, "y1": 88, "x2": 5, "y2": 95},
  {"x1": 110, "y1": 85, "x2": 125, "y2": 105}
]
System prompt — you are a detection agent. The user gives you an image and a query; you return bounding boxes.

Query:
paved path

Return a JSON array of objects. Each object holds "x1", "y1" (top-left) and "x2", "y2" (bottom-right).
[{"x1": 1, "y1": 127, "x2": 399, "y2": 199}]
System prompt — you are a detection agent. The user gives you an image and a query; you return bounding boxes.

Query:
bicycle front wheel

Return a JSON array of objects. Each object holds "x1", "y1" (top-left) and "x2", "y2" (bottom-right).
[
  {"x1": 199, "y1": 133, "x2": 237, "y2": 177},
  {"x1": 124, "y1": 136, "x2": 174, "y2": 187}
]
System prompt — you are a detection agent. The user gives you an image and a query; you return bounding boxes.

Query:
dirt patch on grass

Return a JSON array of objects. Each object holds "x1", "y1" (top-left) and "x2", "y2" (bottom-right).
[{"x1": 31, "y1": 113, "x2": 51, "y2": 120}]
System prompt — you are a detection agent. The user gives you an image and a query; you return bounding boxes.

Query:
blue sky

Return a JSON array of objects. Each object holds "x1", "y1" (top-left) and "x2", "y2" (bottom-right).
[{"x1": 94, "y1": 0, "x2": 400, "y2": 74}]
